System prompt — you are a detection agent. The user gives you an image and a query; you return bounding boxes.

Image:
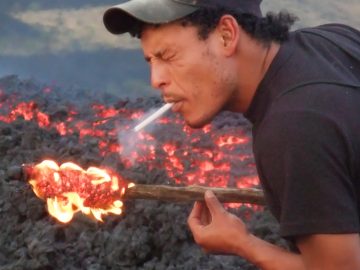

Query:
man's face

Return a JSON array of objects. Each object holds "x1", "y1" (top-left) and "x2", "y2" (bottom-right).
[{"x1": 141, "y1": 22, "x2": 237, "y2": 128}]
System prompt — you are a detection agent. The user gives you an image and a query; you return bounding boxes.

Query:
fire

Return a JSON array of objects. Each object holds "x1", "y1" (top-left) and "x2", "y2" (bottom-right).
[{"x1": 27, "y1": 160, "x2": 133, "y2": 223}]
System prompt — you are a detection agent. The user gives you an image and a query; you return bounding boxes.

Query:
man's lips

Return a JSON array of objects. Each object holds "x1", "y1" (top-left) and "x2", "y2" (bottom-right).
[
  {"x1": 164, "y1": 97, "x2": 184, "y2": 113},
  {"x1": 172, "y1": 101, "x2": 183, "y2": 113}
]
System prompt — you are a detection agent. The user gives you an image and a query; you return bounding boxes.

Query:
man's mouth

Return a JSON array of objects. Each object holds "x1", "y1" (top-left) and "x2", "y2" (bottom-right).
[
  {"x1": 164, "y1": 97, "x2": 183, "y2": 113},
  {"x1": 172, "y1": 100, "x2": 183, "y2": 113}
]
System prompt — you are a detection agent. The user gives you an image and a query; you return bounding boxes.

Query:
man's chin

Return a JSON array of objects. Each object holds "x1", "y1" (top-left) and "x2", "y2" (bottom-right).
[{"x1": 185, "y1": 117, "x2": 211, "y2": 129}]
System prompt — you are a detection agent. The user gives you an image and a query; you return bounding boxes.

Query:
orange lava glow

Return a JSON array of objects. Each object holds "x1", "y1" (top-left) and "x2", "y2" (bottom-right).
[
  {"x1": 27, "y1": 160, "x2": 133, "y2": 223},
  {"x1": 1, "y1": 92, "x2": 260, "y2": 210},
  {"x1": 215, "y1": 135, "x2": 249, "y2": 147}
]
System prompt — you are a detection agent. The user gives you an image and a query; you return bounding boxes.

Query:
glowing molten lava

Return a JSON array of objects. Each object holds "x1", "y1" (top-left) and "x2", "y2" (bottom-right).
[
  {"x1": 27, "y1": 160, "x2": 133, "y2": 223},
  {"x1": 1, "y1": 87, "x2": 261, "y2": 210}
]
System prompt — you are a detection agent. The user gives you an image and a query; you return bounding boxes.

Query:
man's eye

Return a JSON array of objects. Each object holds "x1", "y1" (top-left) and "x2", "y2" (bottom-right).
[{"x1": 163, "y1": 53, "x2": 176, "y2": 61}]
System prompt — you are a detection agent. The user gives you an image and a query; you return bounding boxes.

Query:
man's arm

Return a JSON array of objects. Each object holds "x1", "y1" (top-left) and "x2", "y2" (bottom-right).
[
  {"x1": 297, "y1": 234, "x2": 360, "y2": 270},
  {"x1": 244, "y1": 233, "x2": 360, "y2": 270},
  {"x1": 188, "y1": 191, "x2": 360, "y2": 270}
]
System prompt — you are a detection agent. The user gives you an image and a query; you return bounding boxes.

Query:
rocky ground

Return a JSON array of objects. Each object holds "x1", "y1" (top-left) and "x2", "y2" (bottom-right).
[{"x1": 0, "y1": 76, "x2": 288, "y2": 270}]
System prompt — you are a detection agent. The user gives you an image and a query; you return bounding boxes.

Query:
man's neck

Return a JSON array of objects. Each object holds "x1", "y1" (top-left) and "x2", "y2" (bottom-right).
[{"x1": 232, "y1": 39, "x2": 280, "y2": 113}]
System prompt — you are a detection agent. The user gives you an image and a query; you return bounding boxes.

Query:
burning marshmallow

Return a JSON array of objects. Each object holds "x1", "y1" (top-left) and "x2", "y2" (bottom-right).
[{"x1": 26, "y1": 160, "x2": 133, "y2": 223}]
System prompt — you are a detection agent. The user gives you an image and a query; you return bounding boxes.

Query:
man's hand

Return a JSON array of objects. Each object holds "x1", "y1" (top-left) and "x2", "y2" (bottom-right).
[
  {"x1": 188, "y1": 191, "x2": 360, "y2": 270},
  {"x1": 187, "y1": 190, "x2": 251, "y2": 255},
  {"x1": 188, "y1": 191, "x2": 306, "y2": 270}
]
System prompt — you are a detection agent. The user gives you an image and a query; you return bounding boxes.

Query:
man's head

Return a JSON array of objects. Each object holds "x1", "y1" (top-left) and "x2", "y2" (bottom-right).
[{"x1": 103, "y1": 0, "x2": 296, "y2": 127}]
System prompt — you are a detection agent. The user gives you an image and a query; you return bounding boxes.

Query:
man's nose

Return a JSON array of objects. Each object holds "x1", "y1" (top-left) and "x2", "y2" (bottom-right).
[{"x1": 150, "y1": 63, "x2": 169, "y2": 90}]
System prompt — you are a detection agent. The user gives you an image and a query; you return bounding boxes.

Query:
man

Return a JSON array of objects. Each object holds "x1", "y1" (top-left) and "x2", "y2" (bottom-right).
[{"x1": 103, "y1": 0, "x2": 360, "y2": 269}]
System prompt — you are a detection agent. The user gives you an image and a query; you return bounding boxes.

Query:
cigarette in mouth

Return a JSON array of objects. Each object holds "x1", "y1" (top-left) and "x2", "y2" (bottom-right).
[{"x1": 134, "y1": 103, "x2": 174, "y2": 132}]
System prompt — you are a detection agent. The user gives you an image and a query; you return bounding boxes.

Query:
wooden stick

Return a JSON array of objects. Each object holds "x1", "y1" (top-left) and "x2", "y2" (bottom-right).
[{"x1": 124, "y1": 184, "x2": 265, "y2": 205}]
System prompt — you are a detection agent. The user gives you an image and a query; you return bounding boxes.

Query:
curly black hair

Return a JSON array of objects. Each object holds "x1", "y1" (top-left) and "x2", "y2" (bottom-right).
[
  {"x1": 180, "y1": 8, "x2": 298, "y2": 44},
  {"x1": 130, "y1": 7, "x2": 298, "y2": 44}
]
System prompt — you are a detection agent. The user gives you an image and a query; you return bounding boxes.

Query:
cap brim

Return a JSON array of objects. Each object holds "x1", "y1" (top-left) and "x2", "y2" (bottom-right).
[{"x1": 103, "y1": 0, "x2": 198, "y2": 35}]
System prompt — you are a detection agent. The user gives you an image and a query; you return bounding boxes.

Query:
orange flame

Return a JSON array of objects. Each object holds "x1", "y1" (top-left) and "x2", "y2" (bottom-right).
[{"x1": 27, "y1": 160, "x2": 133, "y2": 223}]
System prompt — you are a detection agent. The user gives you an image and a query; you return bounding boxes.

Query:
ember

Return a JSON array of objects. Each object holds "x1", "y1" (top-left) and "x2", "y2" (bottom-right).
[{"x1": 26, "y1": 160, "x2": 133, "y2": 223}]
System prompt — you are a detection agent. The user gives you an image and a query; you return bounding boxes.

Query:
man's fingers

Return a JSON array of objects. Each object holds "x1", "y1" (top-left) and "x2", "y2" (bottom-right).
[
  {"x1": 200, "y1": 204, "x2": 211, "y2": 225},
  {"x1": 204, "y1": 190, "x2": 225, "y2": 216},
  {"x1": 188, "y1": 201, "x2": 204, "y2": 228}
]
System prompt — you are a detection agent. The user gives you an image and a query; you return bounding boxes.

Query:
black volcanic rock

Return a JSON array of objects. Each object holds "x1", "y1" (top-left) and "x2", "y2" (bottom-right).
[{"x1": 0, "y1": 76, "x2": 286, "y2": 269}]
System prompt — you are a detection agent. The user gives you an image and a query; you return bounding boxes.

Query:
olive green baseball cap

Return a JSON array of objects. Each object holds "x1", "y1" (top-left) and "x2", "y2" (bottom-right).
[{"x1": 103, "y1": 0, "x2": 262, "y2": 35}]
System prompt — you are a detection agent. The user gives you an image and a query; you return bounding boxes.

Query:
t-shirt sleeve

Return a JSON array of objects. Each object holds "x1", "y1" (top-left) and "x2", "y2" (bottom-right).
[{"x1": 255, "y1": 110, "x2": 359, "y2": 239}]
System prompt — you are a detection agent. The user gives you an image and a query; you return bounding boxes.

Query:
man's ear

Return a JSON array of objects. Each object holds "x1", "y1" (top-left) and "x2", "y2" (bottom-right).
[{"x1": 216, "y1": 15, "x2": 240, "y2": 56}]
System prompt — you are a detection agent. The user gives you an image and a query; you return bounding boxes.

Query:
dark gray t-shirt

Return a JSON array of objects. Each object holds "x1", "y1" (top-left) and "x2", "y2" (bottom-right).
[{"x1": 244, "y1": 24, "x2": 360, "y2": 240}]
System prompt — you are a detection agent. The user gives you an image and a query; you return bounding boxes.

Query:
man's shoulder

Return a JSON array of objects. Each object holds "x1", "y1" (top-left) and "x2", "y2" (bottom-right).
[
  {"x1": 285, "y1": 23, "x2": 360, "y2": 57},
  {"x1": 291, "y1": 23, "x2": 360, "y2": 43},
  {"x1": 270, "y1": 23, "x2": 360, "y2": 92}
]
